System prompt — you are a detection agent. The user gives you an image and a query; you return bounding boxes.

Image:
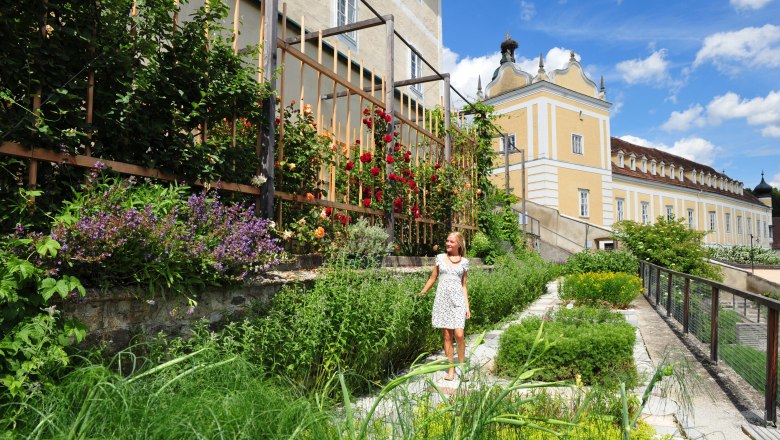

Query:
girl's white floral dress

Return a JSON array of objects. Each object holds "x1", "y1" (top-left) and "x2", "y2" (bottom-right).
[{"x1": 431, "y1": 253, "x2": 469, "y2": 329}]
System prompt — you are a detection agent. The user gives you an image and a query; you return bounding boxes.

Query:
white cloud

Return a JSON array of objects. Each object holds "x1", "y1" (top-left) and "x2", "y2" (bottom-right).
[
  {"x1": 762, "y1": 125, "x2": 780, "y2": 137},
  {"x1": 520, "y1": 1, "x2": 536, "y2": 21},
  {"x1": 441, "y1": 47, "x2": 501, "y2": 106},
  {"x1": 693, "y1": 24, "x2": 780, "y2": 71},
  {"x1": 615, "y1": 49, "x2": 670, "y2": 85},
  {"x1": 661, "y1": 104, "x2": 706, "y2": 131},
  {"x1": 706, "y1": 90, "x2": 780, "y2": 126},
  {"x1": 730, "y1": 0, "x2": 773, "y2": 10},
  {"x1": 618, "y1": 135, "x2": 719, "y2": 166},
  {"x1": 770, "y1": 172, "x2": 780, "y2": 188},
  {"x1": 442, "y1": 46, "x2": 578, "y2": 107}
]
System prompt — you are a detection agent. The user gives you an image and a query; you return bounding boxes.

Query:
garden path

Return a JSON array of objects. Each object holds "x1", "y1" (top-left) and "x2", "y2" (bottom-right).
[{"x1": 355, "y1": 280, "x2": 759, "y2": 438}]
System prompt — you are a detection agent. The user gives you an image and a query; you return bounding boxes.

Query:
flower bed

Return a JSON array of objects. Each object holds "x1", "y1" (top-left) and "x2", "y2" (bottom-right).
[{"x1": 560, "y1": 271, "x2": 642, "y2": 309}]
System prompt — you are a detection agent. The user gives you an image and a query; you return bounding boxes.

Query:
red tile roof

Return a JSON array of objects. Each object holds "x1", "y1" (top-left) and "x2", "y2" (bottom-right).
[{"x1": 610, "y1": 137, "x2": 764, "y2": 207}]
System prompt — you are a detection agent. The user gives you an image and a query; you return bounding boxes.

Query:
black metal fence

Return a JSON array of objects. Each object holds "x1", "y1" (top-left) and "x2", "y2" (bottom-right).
[{"x1": 640, "y1": 260, "x2": 780, "y2": 425}]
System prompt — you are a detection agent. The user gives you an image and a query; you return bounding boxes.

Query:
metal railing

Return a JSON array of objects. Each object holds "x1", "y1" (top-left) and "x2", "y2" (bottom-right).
[{"x1": 640, "y1": 260, "x2": 780, "y2": 424}]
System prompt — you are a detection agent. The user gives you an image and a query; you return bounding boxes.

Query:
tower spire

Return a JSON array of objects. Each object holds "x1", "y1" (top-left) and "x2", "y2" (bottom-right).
[
  {"x1": 476, "y1": 75, "x2": 484, "y2": 100},
  {"x1": 599, "y1": 75, "x2": 606, "y2": 100}
]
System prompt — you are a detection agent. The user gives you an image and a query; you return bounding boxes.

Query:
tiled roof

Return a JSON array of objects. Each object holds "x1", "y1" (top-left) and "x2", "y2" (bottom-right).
[{"x1": 610, "y1": 137, "x2": 765, "y2": 207}]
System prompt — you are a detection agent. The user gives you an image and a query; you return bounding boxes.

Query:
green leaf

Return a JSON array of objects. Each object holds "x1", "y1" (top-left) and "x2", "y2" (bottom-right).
[
  {"x1": 36, "y1": 238, "x2": 61, "y2": 258},
  {"x1": 39, "y1": 277, "x2": 58, "y2": 302}
]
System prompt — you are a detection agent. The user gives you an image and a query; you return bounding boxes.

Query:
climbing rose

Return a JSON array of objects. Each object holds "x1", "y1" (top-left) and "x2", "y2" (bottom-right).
[
  {"x1": 345, "y1": 161, "x2": 355, "y2": 171},
  {"x1": 383, "y1": 134, "x2": 393, "y2": 143},
  {"x1": 371, "y1": 166, "x2": 380, "y2": 176}
]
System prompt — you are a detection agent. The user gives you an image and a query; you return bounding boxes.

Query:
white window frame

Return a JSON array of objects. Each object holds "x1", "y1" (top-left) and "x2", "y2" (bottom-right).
[
  {"x1": 666, "y1": 205, "x2": 674, "y2": 221},
  {"x1": 709, "y1": 211, "x2": 716, "y2": 232},
  {"x1": 617, "y1": 153, "x2": 624, "y2": 167},
  {"x1": 642, "y1": 158, "x2": 647, "y2": 173},
  {"x1": 670, "y1": 164, "x2": 675, "y2": 180},
  {"x1": 335, "y1": 0, "x2": 358, "y2": 46},
  {"x1": 572, "y1": 133, "x2": 583, "y2": 155},
  {"x1": 641, "y1": 202, "x2": 649, "y2": 224},
  {"x1": 410, "y1": 49, "x2": 423, "y2": 95},
  {"x1": 725, "y1": 213, "x2": 731, "y2": 233},
  {"x1": 616, "y1": 198, "x2": 625, "y2": 221},
  {"x1": 692, "y1": 170, "x2": 697, "y2": 184},
  {"x1": 630, "y1": 156, "x2": 636, "y2": 171},
  {"x1": 737, "y1": 215, "x2": 743, "y2": 234},
  {"x1": 651, "y1": 161, "x2": 656, "y2": 175},
  {"x1": 499, "y1": 133, "x2": 516, "y2": 154},
  {"x1": 687, "y1": 208, "x2": 694, "y2": 228},
  {"x1": 579, "y1": 189, "x2": 590, "y2": 218},
  {"x1": 679, "y1": 168, "x2": 684, "y2": 181}
]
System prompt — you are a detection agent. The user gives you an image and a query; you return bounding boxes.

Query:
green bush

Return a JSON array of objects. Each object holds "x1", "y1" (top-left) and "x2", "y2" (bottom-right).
[
  {"x1": 710, "y1": 245, "x2": 780, "y2": 265},
  {"x1": 613, "y1": 217, "x2": 722, "y2": 281},
  {"x1": 497, "y1": 308, "x2": 637, "y2": 388},
  {"x1": 330, "y1": 218, "x2": 389, "y2": 267},
  {"x1": 560, "y1": 272, "x2": 642, "y2": 309},
  {"x1": 468, "y1": 231, "x2": 493, "y2": 260},
  {"x1": 564, "y1": 250, "x2": 638, "y2": 275},
  {"x1": 467, "y1": 252, "x2": 559, "y2": 330}
]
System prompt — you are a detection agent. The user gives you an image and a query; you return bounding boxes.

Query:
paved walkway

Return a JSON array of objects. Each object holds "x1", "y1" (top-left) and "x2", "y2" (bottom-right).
[{"x1": 356, "y1": 279, "x2": 770, "y2": 438}]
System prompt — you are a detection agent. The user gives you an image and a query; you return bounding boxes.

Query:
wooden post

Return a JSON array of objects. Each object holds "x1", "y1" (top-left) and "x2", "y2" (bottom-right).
[
  {"x1": 258, "y1": 0, "x2": 278, "y2": 218},
  {"x1": 683, "y1": 278, "x2": 691, "y2": 333},
  {"x1": 384, "y1": 16, "x2": 395, "y2": 245},
  {"x1": 710, "y1": 285, "x2": 719, "y2": 363},
  {"x1": 666, "y1": 271, "x2": 673, "y2": 317},
  {"x1": 765, "y1": 307, "x2": 778, "y2": 425}
]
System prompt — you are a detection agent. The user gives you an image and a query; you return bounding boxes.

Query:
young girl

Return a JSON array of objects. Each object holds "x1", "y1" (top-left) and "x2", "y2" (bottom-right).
[{"x1": 420, "y1": 232, "x2": 470, "y2": 381}]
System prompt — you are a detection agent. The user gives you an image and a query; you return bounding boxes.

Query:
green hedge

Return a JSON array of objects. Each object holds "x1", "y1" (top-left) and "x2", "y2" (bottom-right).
[
  {"x1": 564, "y1": 250, "x2": 639, "y2": 275},
  {"x1": 560, "y1": 272, "x2": 642, "y2": 309},
  {"x1": 497, "y1": 308, "x2": 637, "y2": 388}
]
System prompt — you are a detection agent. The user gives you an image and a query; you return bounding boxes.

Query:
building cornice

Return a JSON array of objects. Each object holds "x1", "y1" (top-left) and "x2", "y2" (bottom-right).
[{"x1": 484, "y1": 80, "x2": 612, "y2": 112}]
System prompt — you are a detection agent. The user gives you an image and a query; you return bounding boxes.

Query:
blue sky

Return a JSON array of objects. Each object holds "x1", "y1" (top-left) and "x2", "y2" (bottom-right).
[{"x1": 441, "y1": 0, "x2": 780, "y2": 190}]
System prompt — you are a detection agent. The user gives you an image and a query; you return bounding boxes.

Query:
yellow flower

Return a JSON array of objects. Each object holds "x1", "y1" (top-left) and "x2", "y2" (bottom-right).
[{"x1": 314, "y1": 227, "x2": 325, "y2": 239}]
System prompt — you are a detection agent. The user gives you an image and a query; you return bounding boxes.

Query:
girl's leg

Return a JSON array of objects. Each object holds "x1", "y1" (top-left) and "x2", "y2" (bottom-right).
[
  {"x1": 443, "y1": 328, "x2": 455, "y2": 380},
  {"x1": 455, "y1": 328, "x2": 467, "y2": 380}
]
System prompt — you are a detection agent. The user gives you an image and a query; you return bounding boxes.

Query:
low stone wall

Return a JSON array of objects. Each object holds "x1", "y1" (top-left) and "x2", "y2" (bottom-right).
[{"x1": 56, "y1": 272, "x2": 315, "y2": 352}]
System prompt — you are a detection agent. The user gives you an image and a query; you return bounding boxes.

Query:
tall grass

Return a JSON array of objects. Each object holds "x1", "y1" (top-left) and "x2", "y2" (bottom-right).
[{"x1": 4, "y1": 352, "x2": 338, "y2": 439}]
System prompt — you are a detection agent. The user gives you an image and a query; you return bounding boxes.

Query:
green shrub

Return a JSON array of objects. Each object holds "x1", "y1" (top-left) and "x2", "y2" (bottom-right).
[
  {"x1": 710, "y1": 245, "x2": 780, "y2": 265},
  {"x1": 560, "y1": 272, "x2": 642, "y2": 309},
  {"x1": 564, "y1": 250, "x2": 638, "y2": 275},
  {"x1": 331, "y1": 218, "x2": 389, "y2": 267},
  {"x1": 613, "y1": 217, "x2": 722, "y2": 281},
  {"x1": 468, "y1": 231, "x2": 493, "y2": 260},
  {"x1": 467, "y1": 253, "x2": 559, "y2": 330},
  {"x1": 497, "y1": 309, "x2": 637, "y2": 388}
]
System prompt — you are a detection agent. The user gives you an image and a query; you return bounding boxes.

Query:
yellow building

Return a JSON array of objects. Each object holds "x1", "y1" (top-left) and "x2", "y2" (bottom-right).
[{"x1": 482, "y1": 36, "x2": 773, "y2": 249}]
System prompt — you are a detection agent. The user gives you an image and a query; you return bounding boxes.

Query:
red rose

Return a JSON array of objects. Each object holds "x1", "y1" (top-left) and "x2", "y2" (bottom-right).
[
  {"x1": 408, "y1": 181, "x2": 416, "y2": 189},
  {"x1": 363, "y1": 107, "x2": 370, "y2": 115},
  {"x1": 434, "y1": 163, "x2": 441, "y2": 170},
  {"x1": 383, "y1": 133, "x2": 393, "y2": 143},
  {"x1": 376, "y1": 190, "x2": 383, "y2": 201},
  {"x1": 325, "y1": 207, "x2": 333, "y2": 216},
  {"x1": 363, "y1": 198, "x2": 371, "y2": 207},
  {"x1": 384, "y1": 114, "x2": 392, "y2": 123},
  {"x1": 414, "y1": 188, "x2": 419, "y2": 194},
  {"x1": 409, "y1": 172, "x2": 414, "y2": 178},
  {"x1": 431, "y1": 174, "x2": 438, "y2": 182},
  {"x1": 347, "y1": 216, "x2": 353, "y2": 224},
  {"x1": 393, "y1": 131, "x2": 399, "y2": 137},
  {"x1": 377, "y1": 109, "x2": 385, "y2": 118},
  {"x1": 386, "y1": 155, "x2": 395, "y2": 164},
  {"x1": 274, "y1": 118, "x2": 281, "y2": 126},
  {"x1": 360, "y1": 152, "x2": 372, "y2": 163},
  {"x1": 345, "y1": 161, "x2": 355, "y2": 171},
  {"x1": 388, "y1": 173, "x2": 396, "y2": 180},
  {"x1": 371, "y1": 166, "x2": 380, "y2": 176},
  {"x1": 355, "y1": 139, "x2": 360, "y2": 145},
  {"x1": 394, "y1": 145, "x2": 401, "y2": 151},
  {"x1": 366, "y1": 120, "x2": 373, "y2": 129}
]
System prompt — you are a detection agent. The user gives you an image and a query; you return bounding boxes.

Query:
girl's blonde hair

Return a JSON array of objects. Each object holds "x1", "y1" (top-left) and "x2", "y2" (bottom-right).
[{"x1": 448, "y1": 232, "x2": 466, "y2": 257}]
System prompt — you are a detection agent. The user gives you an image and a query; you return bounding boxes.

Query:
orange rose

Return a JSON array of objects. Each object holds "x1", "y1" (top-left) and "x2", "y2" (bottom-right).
[
  {"x1": 306, "y1": 193, "x2": 315, "y2": 201},
  {"x1": 314, "y1": 226, "x2": 325, "y2": 239}
]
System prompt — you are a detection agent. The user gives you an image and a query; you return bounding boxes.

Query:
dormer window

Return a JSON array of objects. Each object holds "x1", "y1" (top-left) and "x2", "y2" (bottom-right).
[
  {"x1": 692, "y1": 169, "x2": 697, "y2": 184},
  {"x1": 641, "y1": 157, "x2": 647, "y2": 173},
  {"x1": 629, "y1": 154, "x2": 636, "y2": 171},
  {"x1": 670, "y1": 164, "x2": 675, "y2": 180},
  {"x1": 679, "y1": 168, "x2": 684, "y2": 181},
  {"x1": 707, "y1": 174, "x2": 711, "y2": 186},
  {"x1": 617, "y1": 151, "x2": 624, "y2": 168},
  {"x1": 659, "y1": 162, "x2": 665, "y2": 177},
  {"x1": 651, "y1": 161, "x2": 657, "y2": 175},
  {"x1": 700, "y1": 171, "x2": 705, "y2": 185}
]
